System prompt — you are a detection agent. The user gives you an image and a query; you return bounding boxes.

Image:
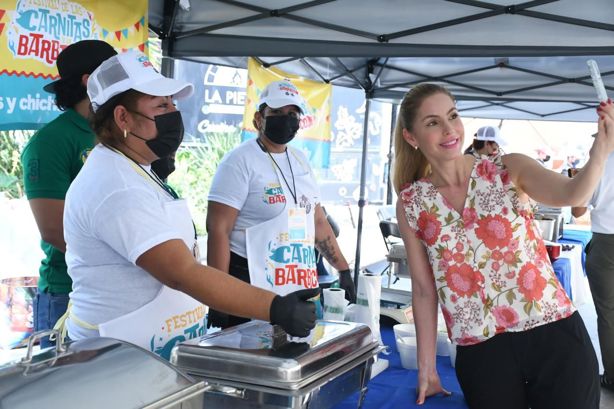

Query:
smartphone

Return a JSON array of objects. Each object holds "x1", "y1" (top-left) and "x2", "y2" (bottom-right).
[{"x1": 587, "y1": 59, "x2": 609, "y2": 102}]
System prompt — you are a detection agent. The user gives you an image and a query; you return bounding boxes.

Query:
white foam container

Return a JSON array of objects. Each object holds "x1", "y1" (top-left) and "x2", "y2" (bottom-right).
[
  {"x1": 396, "y1": 336, "x2": 418, "y2": 370},
  {"x1": 393, "y1": 323, "x2": 416, "y2": 341},
  {"x1": 448, "y1": 341, "x2": 457, "y2": 368},
  {"x1": 436, "y1": 332, "x2": 450, "y2": 356}
]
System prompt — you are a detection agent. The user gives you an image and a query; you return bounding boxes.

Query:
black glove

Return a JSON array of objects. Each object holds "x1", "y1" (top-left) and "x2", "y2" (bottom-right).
[
  {"x1": 270, "y1": 288, "x2": 319, "y2": 337},
  {"x1": 338, "y1": 269, "x2": 357, "y2": 303},
  {"x1": 207, "y1": 309, "x2": 229, "y2": 329}
]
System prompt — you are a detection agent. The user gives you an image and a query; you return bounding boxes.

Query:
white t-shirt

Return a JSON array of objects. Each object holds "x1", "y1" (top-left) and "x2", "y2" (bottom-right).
[
  {"x1": 64, "y1": 145, "x2": 183, "y2": 340},
  {"x1": 588, "y1": 151, "x2": 614, "y2": 234},
  {"x1": 208, "y1": 138, "x2": 320, "y2": 257}
]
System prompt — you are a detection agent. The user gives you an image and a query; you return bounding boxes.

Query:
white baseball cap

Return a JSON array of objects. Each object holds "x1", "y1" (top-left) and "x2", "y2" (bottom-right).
[
  {"x1": 258, "y1": 80, "x2": 306, "y2": 114},
  {"x1": 87, "y1": 50, "x2": 193, "y2": 112},
  {"x1": 475, "y1": 125, "x2": 505, "y2": 146}
]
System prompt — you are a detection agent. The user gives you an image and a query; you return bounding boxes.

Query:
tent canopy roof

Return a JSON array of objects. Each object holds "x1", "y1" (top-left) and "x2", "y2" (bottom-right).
[{"x1": 149, "y1": 0, "x2": 614, "y2": 121}]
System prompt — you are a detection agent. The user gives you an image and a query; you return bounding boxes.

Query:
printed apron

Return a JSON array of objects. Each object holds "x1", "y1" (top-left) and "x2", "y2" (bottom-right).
[
  {"x1": 98, "y1": 198, "x2": 206, "y2": 360},
  {"x1": 246, "y1": 168, "x2": 320, "y2": 300}
]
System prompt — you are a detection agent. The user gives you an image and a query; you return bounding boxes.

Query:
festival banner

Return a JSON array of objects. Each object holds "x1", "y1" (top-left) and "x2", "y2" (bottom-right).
[
  {"x1": 0, "y1": 0, "x2": 148, "y2": 130},
  {"x1": 242, "y1": 57, "x2": 332, "y2": 168}
]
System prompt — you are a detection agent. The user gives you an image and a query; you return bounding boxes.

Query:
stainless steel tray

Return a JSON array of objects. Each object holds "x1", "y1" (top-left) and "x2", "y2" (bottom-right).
[
  {"x1": 170, "y1": 320, "x2": 378, "y2": 391},
  {"x1": 0, "y1": 330, "x2": 205, "y2": 409}
]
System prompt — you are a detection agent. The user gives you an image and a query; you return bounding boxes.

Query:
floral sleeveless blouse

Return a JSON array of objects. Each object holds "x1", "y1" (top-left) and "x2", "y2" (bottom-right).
[{"x1": 400, "y1": 155, "x2": 574, "y2": 346}]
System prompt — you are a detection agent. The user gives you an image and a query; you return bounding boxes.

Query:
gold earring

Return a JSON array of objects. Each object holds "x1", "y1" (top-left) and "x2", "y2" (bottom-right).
[{"x1": 123, "y1": 129, "x2": 127, "y2": 139}]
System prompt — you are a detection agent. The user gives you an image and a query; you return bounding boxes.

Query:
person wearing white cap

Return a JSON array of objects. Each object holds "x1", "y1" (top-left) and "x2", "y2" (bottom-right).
[
  {"x1": 464, "y1": 125, "x2": 505, "y2": 158},
  {"x1": 206, "y1": 80, "x2": 355, "y2": 330},
  {"x1": 59, "y1": 53, "x2": 318, "y2": 359}
]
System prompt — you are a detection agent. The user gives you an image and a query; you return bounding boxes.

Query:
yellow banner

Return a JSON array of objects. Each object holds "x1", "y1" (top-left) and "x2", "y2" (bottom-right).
[
  {"x1": 0, "y1": 0, "x2": 148, "y2": 78},
  {"x1": 243, "y1": 57, "x2": 331, "y2": 142}
]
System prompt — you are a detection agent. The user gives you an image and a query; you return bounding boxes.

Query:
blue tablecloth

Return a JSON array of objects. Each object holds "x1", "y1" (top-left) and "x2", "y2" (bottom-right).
[
  {"x1": 552, "y1": 257, "x2": 573, "y2": 299},
  {"x1": 560, "y1": 227, "x2": 592, "y2": 274},
  {"x1": 334, "y1": 326, "x2": 468, "y2": 409}
]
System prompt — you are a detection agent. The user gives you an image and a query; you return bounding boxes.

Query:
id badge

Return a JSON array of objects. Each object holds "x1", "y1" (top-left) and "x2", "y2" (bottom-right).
[{"x1": 288, "y1": 207, "x2": 307, "y2": 241}]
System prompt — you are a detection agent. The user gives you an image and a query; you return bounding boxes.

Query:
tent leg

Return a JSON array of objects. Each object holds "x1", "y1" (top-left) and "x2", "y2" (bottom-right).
[{"x1": 353, "y1": 98, "x2": 371, "y2": 288}]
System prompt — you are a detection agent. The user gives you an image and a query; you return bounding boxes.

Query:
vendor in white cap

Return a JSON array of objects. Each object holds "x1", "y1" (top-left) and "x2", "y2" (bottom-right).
[
  {"x1": 464, "y1": 125, "x2": 505, "y2": 158},
  {"x1": 207, "y1": 80, "x2": 356, "y2": 330},
  {"x1": 59, "y1": 53, "x2": 318, "y2": 359}
]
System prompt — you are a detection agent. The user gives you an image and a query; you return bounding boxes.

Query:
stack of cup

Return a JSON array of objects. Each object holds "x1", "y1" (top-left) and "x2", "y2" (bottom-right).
[{"x1": 322, "y1": 288, "x2": 349, "y2": 321}]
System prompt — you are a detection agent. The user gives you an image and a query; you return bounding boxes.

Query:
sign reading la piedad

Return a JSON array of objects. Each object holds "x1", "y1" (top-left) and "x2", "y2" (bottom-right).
[{"x1": 0, "y1": 0, "x2": 148, "y2": 130}]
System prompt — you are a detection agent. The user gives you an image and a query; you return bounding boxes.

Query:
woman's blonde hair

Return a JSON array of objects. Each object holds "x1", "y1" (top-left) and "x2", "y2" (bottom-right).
[{"x1": 392, "y1": 83, "x2": 454, "y2": 193}]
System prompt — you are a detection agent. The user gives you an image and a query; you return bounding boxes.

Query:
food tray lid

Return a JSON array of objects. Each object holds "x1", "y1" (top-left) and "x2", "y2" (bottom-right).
[{"x1": 170, "y1": 320, "x2": 378, "y2": 389}]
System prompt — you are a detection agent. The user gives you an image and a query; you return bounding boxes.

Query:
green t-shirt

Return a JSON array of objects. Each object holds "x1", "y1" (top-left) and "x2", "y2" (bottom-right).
[{"x1": 21, "y1": 109, "x2": 95, "y2": 294}]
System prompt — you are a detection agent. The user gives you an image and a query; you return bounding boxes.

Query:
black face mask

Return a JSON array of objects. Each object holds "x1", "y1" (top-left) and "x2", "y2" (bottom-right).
[
  {"x1": 151, "y1": 155, "x2": 176, "y2": 180},
  {"x1": 263, "y1": 115, "x2": 300, "y2": 145},
  {"x1": 130, "y1": 111, "x2": 184, "y2": 159}
]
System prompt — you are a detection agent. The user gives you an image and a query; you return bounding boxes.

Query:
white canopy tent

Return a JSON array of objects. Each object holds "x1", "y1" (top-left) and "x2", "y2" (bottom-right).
[{"x1": 147, "y1": 0, "x2": 614, "y2": 276}]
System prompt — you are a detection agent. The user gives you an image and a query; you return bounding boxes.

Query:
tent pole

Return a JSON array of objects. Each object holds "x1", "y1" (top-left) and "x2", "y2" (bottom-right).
[
  {"x1": 160, "y1": 39, "x2": 174, "y2": 78},
  {"x1": 353, "y1": 98, "x2": 371, "y2": 287},
  {"x1": 386, "y1": 104, "x2": 398, "y2": 205}
]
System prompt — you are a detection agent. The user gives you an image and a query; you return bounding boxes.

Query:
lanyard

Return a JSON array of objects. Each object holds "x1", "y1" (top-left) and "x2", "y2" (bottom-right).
[
  {"x1": 256, "y1": 138, "x2": 298, "y2": 205},
  {"x1": 107, "y1": 146, "x2": 197, "y2": 240},
  {"x1": 109, "y1": 146, "x2": 177, "y2": 199}
]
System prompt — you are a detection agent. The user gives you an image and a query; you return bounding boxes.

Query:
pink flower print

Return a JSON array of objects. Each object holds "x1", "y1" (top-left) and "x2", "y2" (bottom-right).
[
  {"x1": 400, "y1": 187, "x2": 414, "y2": 205},
  {"x1": 442, "y1": 249, "x2": 453, "y2": 261},
  {"x1": 503, "y1": 251, "x2": 516, "y2": 265},
  {"x1": 491, "y1": 250, "x2": 503, "y2": 261},
  {"x1": 416, "y1": 211, "x2": 442, "y2": 246},
  {"x1": 517, "y1": 262, "x2": 547, "y2": 302},
  {"x1": 441, "y1": 234, "x2": 451, "y2": 243},
  {"x1": 441, "y1": 306, "x2": 454, "y2": 339},
  {"x1": 438, "y1": 259, "x2": 449, "y2": 271},
  {"x1": 492, "y1": 261, "x2": 501, "y2": 272},
  {"x1": 476, "y1": 159, "x2": 498, "y2": 182},
  {"x1": 453, "y1": 252, "x2": 465, "y2": 264},
  {"x1": 505, "y1": 270, "x2": 515, "y2": 279},
  {"x1": 509, "y1": 239, "x2": 519, "y2": 252},
  {"x1": 462, "y1": 208, "x2": 478, "y2": 229},
  {"x1": 492, "y1": 306, "x2": 519, "y2": 329},
  {"x1": 457, "y1": 333, "x2": 481, "y2": 346},
  {"x1": 400, "y1": 182, "x2": 412, "y2": 192},
  {"x1": 475, "y1": 215, "x2": 513, "y2": 250},
  {"x1": 450, "y1": 294, "x2": 458, "y2": 303},
  {"x1": 455, "y1": 242, "x2": 464, "y2": 252},
  {"x1": 500, "y1": 170, "x2": 510, "y2": 185},
  {"x1": 502, "y1": 207, "x2": 509, "y2": 216},
  {"x1": 445, "y1": 263, "x2": 484, "y2": 297}
]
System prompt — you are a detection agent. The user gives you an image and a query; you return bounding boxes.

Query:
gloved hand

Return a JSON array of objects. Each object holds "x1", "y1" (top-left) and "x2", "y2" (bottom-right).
[
  {"x1": 338, "y1": 269, "x2": 357, "y2": 303},
  {"x1": 270, "y1": 288, "x2": 319, "y2": 337},
  {"x1": 207, "y1": 309, "x2": 229, "y2": 329}
]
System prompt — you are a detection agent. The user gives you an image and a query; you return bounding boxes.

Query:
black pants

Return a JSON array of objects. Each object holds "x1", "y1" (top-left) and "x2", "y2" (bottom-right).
[
  {"x1": 209, "y1": 252, "x2": 251, "y2": 329},
  {"x1": 455, "y1": 312, "x2": 599, "y2": 409}
]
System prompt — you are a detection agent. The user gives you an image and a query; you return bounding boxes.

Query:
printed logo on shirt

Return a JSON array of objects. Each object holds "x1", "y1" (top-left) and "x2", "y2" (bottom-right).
[
  {"x1": 80, "y1": 148, "x2": 92, "y2": 164},
  {"x1": 265, "y1": 241, "x2": 318, "y2": 289},
  {"x1": 27, "y1": 158, "x2": 39, "y2": 182},
  {"x1": 262, "y1": 183, "x2": 286, "y2": 205},
  {"x1": 299, "y1": 194, "x2": 312, "y2": 214}
]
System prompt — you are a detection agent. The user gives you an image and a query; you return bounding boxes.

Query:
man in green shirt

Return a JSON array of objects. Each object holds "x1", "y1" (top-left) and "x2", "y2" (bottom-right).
[{"x1": 21, "y1": 40, "x2": 116, "y2": 347}]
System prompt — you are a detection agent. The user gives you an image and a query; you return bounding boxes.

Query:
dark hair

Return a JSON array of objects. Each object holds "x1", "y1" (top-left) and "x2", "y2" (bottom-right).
[
  {"x1": 472, "y1": 139, "x2": 486, "y2": 150},
  {"x1": 90, "y1": 89, "x2": 145, "y2": 148},
  {"x1": 54, "y1": 77, "x2": 88, "y2": 110},
  {"x1": 392, "y1": 83, "x2": 455, "y2": 192}
]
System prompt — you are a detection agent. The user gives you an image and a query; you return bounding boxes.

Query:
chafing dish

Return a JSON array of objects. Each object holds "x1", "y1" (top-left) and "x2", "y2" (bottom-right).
[
  {"x1": 171, "y1": 320, "x2": 379, "y2": 408},
  {"x1": 0, "y1": 330, "x2": 205, "y2": 409}
]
